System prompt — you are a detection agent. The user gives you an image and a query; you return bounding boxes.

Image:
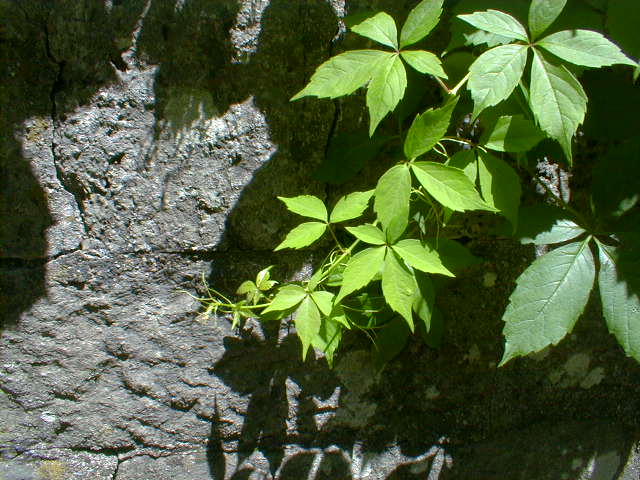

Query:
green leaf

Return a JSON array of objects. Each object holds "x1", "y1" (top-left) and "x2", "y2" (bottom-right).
[
  {"x1": 274, "y1": 222, "x2": 327, "y2": 251},
  {"x1": 468, "y1": 44, "x2": 528, "y2": 118},
  {"x1": 262, "y1": 285, "x2": 307, "y2": 314},
  {"x1": 528, "y1": 0, "x2": 567, "y2": 40},
  {"x1": 295, "y1": 296, "x2": 322, "y2": 360},
  {"x1": 447, "y1": 149, "x2": 478, "y2": 183},
  {"x1": 411, "y1": 162, "x2": 495, "y2": 212},
  {"x1": 374, "y1": 164, "x2": 411, "y2": 242},
  {"x1": 511, "y1": 205, "x2": 585, "y2": 245},
  {"x1": 367, "y1": 54, "x2": 407, "y2": 135},
  {"x1": 312, "y1": 315, "x2": 343, "y2": 367},
  {"x1": 400, "y1": 0, "x2": 444, "y2": 49},
  {"x1": 351, "y1": 11, "x2": 398, "y2": 49},
  {"x1": 500, "y1": 239, "x2": 595, "y2": 365},
  {"x1": 419, "y1": 306, "x2": 443, "y2": 348},
  {"x1": 529, "y1": 49, "x2": 587, "y2": 163},
  {"x1": 330, "y1": 190, "x2": 374, "y2": 223},
  {"x1": 392, "y1": 239, "x2": 454, "y2": 276},
  {"x1": 404, "y1": 98, "x2": 459, "y2": 159},
  {"x1": 413, "y1": 271, "x2": 436, "y2": 332},
  {"x1": 425, "y1": 237, "x2": 481, "y2": 272},
  {"x1": 278, "y1": 195, "x2": 327, "y2": 221},
  {"x1": 382, "y1": 251, "x2": 417, "y2": 330},
  {"x1": 336, "y1": 246, "x2": 387, "y2": 302},
  {"x1": 477, "y1": 151, "x2": 522, "y2": 229},
  {"x1": 458, "y1": 10, "x2": 528, "y2": 42},
  {"x1": 236, "y1": 280, "x2": 257, "y2": 296},
  {"x1": 479, "y1": 115, "x2": 545, "y2": 152},
  {"x1": 538, "y1": 30, "x2": 637, "y2": 68},
  {"x1": 311, "y1": 291, "x2": 335, "y2": 316},
  {"x1": 345, "y1": 224, "x2": 387, "y2": 245},
  {"x1": 597, "y1": 241, "x2": 640, "y2": 362},
  {"x1": 400, "y1": 50, "x2": 447, "y2": 78},
  {"x1": 291, "y1": 50, "x2": 389, "y2": 100},
  {"x1": 372, "y1": 316, "x2": 411, "y2": 370},
  {"x1": 256, "y1": 266, "x2": 277, "y2": 291},
  {"x1": 607, "y1": 0, "x2": 640, "y2": 61}
]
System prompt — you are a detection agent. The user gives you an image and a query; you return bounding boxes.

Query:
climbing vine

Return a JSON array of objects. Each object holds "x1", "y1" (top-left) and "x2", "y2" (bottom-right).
[{"x1": 198, "y1": 0, "x2": 640, "y2": 368}]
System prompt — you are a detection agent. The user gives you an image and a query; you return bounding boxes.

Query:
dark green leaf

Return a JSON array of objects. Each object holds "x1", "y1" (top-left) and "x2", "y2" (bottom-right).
[
  {"x1": 404, "y1": 98, "x2": 459, "y2": 159},
  {"x1": 372, "y1": 316, "x2": 411, "y2": 370},
  {"x1": 528, "y1": 0, "x2": 567, "y2": 40},
  {"x1": 500, "y1": 239, "x2": 595, "y2": 365},
  {"x1": 330, "y1": 190, "x2": 374, "y2": 223},
  {"x1": 458, "y1": 9, "x2": 528, "y2": 41},
  {"x1": 367, "y1": 54, "x2": 407, "y2": 135},
  {"x1": 511, "y1": 205, "x2": 585, "y2": 245},
  {"x1": 477, "y1": 151, "x2": 522, "y2": 229},
  {"x1": 336, "y1": 246, "x2": 387, "y2": 302},
  {"x1": 400, "y1": 50, "x2": 447, "y2": 78},
  {"x1": 413, "y1": 271, "x2": 436, "y2": 332},
  {"x1": 479, "y1": 115, "x2": 545, "y2": 152},
  {"x1": 607, "y1": 0, "x2": 640, "y2": 61},
  {"x1": 278, "y1": 195, "x2": 327, "y2": 221},
  {"x1": 346, "y1": 224, "x2": 387, "y2": 245},
  {"x1": 392, "y1": 239, "x2": 454, "y2": 276},
  {"x1": 447, "y1": 149, "x2": 478, "y2": 183},
  {"x1": 374, "y1": 164, "x2": 412, "y2": 242},
  {"x1": 351, "y1": 11, "x2": 398, "y2": 49},
  {"x1": 400, "y1": 0, "x2": 444, "y2": 48},
  {"x1": 274, "y1": 222, "x2": 327, "y2": 251},
  {"x1": 419, "y1": 306, "x2": 444, "y2": 348},
  {"x1": 538, "y1": 30, "x2": 637, "y2": 68},
  {"x1": 382, "y1": 251, "x2": 417, "y2": 330},
  {"x1": 425, "y1": 237, "x2": 482, "y2": 272},
  {"x1": 295, "y1": 296, "x2": 322, "y2": 360},
  {"x1": 312, "y1": 315, "x2": 343, "y2": 367}
]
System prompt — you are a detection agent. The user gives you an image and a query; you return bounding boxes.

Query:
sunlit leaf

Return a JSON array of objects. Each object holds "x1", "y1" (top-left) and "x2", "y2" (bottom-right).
[
  {"x1": 382, "y1": 251, "x2": 417, "y2": 330},
  {"x1": 511, "y1": 205, "x2": 585, "y2": 245},
  {"x1": 538, "y1": 30, "x2": 637, "y2": 68},
  {"x1": 367, "y1": 54, "x2": 407, "y2": 135},
  {"x1": 262, "y1": 285, "x2": 307, "y2": 314},
  {"x1": 404, "y1": 98, "x2": 458, "y2": 159},
  {"x1": 479, "y1": 115, "x2": 545, "y2": 152},
  {"x1": 295, "y1": 296, "x2": 322, "y2": 360},
  {"x1": 312, "y1": 315, "x2": 343, "y2": 367},
  {"x1": 447, "y1": 149, "x2": 478, "y2": 183},
  {"x1": 374, "y1": 164, "x2": 412, "y2": 242},
  {"x1": 351, "y1": 11, "x2": 398, "y2": 49},
  {"x1": 458, "y1": 9, "x2": 528, "y2": 41},
  {"x1": 392, "y1": 239, "x2": 454, "y2": 276},
  {"x1": 278, "y1": 195, "x2": 327, "y2": 221},
  {"x1": 346, "y1": 224, "x2": 387, "y2": 245},
  {"x1": 400, "y1": 50, "x2": 447, "y2": 78},
  {"x1": 330, "y1": 190, "x2": 374, "y2": 223},
  {"x1": 336, "y1": 246, "x2": 387, "y2": 302},
  {"x1": 400, "y1": 0, "x2": 444, "y2": 48},
  {"x1": 477, "y1": 150, "x2": 522, "y2": 229},
  {"x1": 528, "y1": 0, "x2": 567, "y2": 40},
  {"x1": 274, "y1": 222, "x2": 327, "y2": 251}
]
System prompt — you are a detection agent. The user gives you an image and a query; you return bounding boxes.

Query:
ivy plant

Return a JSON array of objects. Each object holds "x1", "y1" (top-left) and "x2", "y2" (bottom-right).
[{"x1": 198, "y1": 0, "x2": 640, "y2": 369}]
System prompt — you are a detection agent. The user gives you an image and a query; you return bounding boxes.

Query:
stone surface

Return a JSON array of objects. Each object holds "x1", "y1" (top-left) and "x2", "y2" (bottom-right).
[{"x1": 2, "y1": 1, "x2": 640, "y2": 480}]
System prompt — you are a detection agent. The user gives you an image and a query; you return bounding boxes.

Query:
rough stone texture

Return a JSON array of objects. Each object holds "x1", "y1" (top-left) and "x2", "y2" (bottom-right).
[{"x1": 1, "y1": 1, "x2": 640, "y2": 479}]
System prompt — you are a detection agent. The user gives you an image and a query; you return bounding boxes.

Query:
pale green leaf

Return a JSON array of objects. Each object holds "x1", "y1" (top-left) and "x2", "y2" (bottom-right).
[
  {"x1": 597, "y1": 242, "x2": 640, "y2": 362},
  {"x1": 382, "y1": 251, "x2": 417, "y2": 330},
  {"x1": 479, "y1": 115, "x2": 545, "y2": 152},
  {"x1": 311, "y1": 291, "x2": 335, "y2": 316},
  {"x1": 274, "y1": 222, "x2": 327, "y2": 251},
  {"x1": 529, "y1": 49, "x2": 587, "y2": 163},
  {"x1": 512, "y1": 205, "x2": 585, "y2": 245},
  {"x1": 312, "y1": 315, "x2": 343, "y2": 367},
  {"x1": 262, "y1": 285, "x2": 307, "y2": 314},
  {"x1": 447, "y1": 149, "x2": 477, "y2": 183},
  {"x1": 330, "y1": 190, "x2": 374, "y2": 223},
  {"x1": 477, "y1": 151, "x2": 522, "y2": 229},
  {"x1": 295, "y1": 296, "x2": 322, "y2": 360},
  {"x1": 392, "y1": 239, "x2": 454, "y2": 276},
  {"x1": 528, "y1": 0, "x2": 567, "y2": 40},
  {"x1": 345, "y1": 224, "x2": 386, "y2": 245},
  {"x1": 236, "y1": 280, "x2": 257, "y2": 296},
  {"x1": 400, "y1": 0, "x2": 444, "y2": 48},
  {"x1": 374, "y1": 164, "x2": 411, "y2": 242},
  {"x1": 278, "y1": 195, "x2": 327, "y2": 221},
  {"x1": 404, "y1": 98, "x2": 458, "y2": 159},
  {"x1": 500, "y1": 239, "x2": 595, "y2": 365},
  {"x1": 291, "y1": 50, "x2": 389, "y2": 100},
  {"x1": 468, "y1": 44, "x2": 528, "y2": 117},
  {"x1": 538, "y1": 30, "x2": 637, "y2": 68},
  {"x1": 400, "y1": 50, "x2": 447, "y2": 78},
  {"x1": 336, "y1": 246, "x2": 387, "y2": 302},
  {"x1": 351, "y1": 12, "x2": 398, "y2": 49},
  {"x1": 411, "y1": 161, "x2": 495, "y2": 212},
  {"x1": 458, "y1": 10, "x2": 528, "y2": 42},
  {"x1": 255, "y1": 266, "x2": 276, "y2": 291},
  {"x1": 367, "y1": 54, "x2": 407, "y2": 135}
]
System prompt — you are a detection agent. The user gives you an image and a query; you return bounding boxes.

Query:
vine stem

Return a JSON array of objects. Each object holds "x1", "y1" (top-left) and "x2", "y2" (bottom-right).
[{"x1": 450, "y1": 72, "x2": 470, "y2": 96}]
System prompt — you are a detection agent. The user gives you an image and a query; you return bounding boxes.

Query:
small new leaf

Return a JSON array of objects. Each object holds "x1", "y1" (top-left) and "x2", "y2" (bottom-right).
[
  {"x1": 400, "y1": 50, "x2": 447, "y2": 78},
  {"x1": 382, "y1": 251, "x2": 417, "y2": 331},
  {"x1": 374, "y1": 164, "x2": 411, "y2": 242},
  {"x1": 458, "y1": 10, "x2": 528, "y2": 42},
  {"x1": 274, "y1": 222, "x2": 327, "y2": 251},
  {"x1": 351, "y1": 11, "x2": 398, "y2": 49},
  {"x1": 500, "y1": 239, "x2": 595, "y2": 365},
  {"x1": 404, "y1": 98, "x2": 458, "y2": 159},
  {"x1": 367, "y1": 54, "x2": 407, "y2": 135},
  {"x1": 330, "y1": 190, "x2": 374, "y2": 223},
  {"x1": 336, "y1": 246, "x2": 387, "y2": 302},
  {"x1": 400, "y1": 0, "x2": 444, "y2": 49},
  {"x1": 528, "y1": 0, "x2": 567, "y2": 40},
  {"x1": 278, "y1": 195, "x2": 327, "y2": 221}
]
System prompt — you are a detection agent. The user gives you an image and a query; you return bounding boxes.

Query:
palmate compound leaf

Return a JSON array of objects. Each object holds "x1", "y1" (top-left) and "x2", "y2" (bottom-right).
[
  {"x1": 400, "y1": 51, "x2": 447, "y2": 78},
  {"x1": 597, "y1": 241, "x2": 640, "y2": 362},
  {"x1": 382, "y1": 250, "x2": 417, "y2": 331},
  {"x1": 537, "y1": 30, "x2": 638, "y2": 69},
  {"x1": 404, "y1": 97, "x2": 459, "y2": 160},
  {"x1": 391, "y1": 239, "x2": 454, "y2": 277},
  {"x1": 500, "y1": 238, "x2": 595, "y2": 365},
  {"x1": 366, "y1": 54, "x2": 407, "y2": 136},
  {"x1": 274, "y1": 222, "x2": 327, "y2": 251},
  {"x1": 468, "y1": 44, "x2": 528, "y2": 118},
  {"x1": 330, "y1": 190, "x2": 374, "y2": 224},
  {"x1": 400, "y1": 0, "x2": 444, "y2": 49},
  {"x1": 295, "y1": 296, "x2": 322, "y2": 360},
  {"x1": 278, "y1": 195, "x2": 327, "y2": 221},
  {"x1": 374, "y1": 164, "x2": 411, "y2": 242},
  {"x1": 529, "y1": 49, "x2": 587, "y2": 164},
  {"x1": 528, "y1": 0, "x2": 567, "y2": 40},
  {"x1": 336, "y1": 246, "x2": 386, "y2": 302},
  {"x1": 351, "y1": 11, "x2": 398, "y2": 49},
  {"x1": 291, "y1": 50, "x2": 389, "y2": 100},
  {"x1": 411, "y1": 161, "x2": 495, "y2": 212},
  {"x1": 477, "y1": 150, "x2": 522, "y2": 229},
  {"x1": 458, "y1": 9, "x2": 529, "y2": 42},
  {"x1": 479, "y1": 115, "x2": 545, "y2": 153}
]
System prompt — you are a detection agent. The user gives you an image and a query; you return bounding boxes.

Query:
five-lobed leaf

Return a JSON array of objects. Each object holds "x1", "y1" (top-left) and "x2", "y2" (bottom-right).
[
  {"x1": 351, "y1": 11, "x2": 398, "y2": 49},
  {"x1": 528, "y1": 0, "x2": 567, "y2": 40},
  {"x1": 404, "y1": 98, "x2": 458, "y2": 159},
  {"x1": 291, "y1": 50, "x2": 389, "y2": 100},
  {"x1": 480, "y1": 115, "x2": 545, "y2": 152},
  {"x1": 274, "y1": 222, "x2": 327, "y2": 251},
  {"x1": 336, "y1": 246, "x2": 387, "y2": 302},
  {"x1": 529, "y1": 49, "x2": 587, "y2": 163},
  {"x1": 400, "y1": 50, "x2": 447, "y2": 78},
  {"x1": 278, "y1": 195, "x2": 327, "y2": 221},
  {"x1": 477, "y1": 150, "x2": 522, "y2": 229},
  {"x1": 458, "y1": 9, "x2": 528, "y2": 42},
  {"x1": 382, "y1": 251, "x2": 417, "y2": 331},
  {"x1": 537, "y1": 30, "x2": 638, "y2": 68},
  {"x1": 330, "y1": 190, "x2": 374, "y2": 223},
  {"x1": 374, "y1": 164, "x2": 411, "y2": 242},
  {"x1": 400, "y1": 0, "x2": 444, "y2": 49},
  {"x1": 392, "y1": 239, "x2": 454, "y2": 277},
  {"x1": 367, "y1": 54, "x2": 407, "y2": 135},
  {"x1": 468, "y1": 44, "x2": 528, "y2": 118},
  {"x1": 500, "y1": 239, "x2": 595, "y2": 365}
]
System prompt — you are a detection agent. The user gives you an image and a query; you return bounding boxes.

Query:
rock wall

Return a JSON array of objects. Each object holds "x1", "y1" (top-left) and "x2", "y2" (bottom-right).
[{"x1": 1, "y1": 1, "x2": 639, "y2": 479}]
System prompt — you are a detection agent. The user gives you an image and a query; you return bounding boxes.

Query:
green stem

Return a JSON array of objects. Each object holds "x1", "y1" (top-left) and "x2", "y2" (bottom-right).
[
  {"x1": 450, "y1": 72, "x2": 470, "y2": 96},
  {"x1": 327, "y1": 224, "x2": 344, "y2": 251}
]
